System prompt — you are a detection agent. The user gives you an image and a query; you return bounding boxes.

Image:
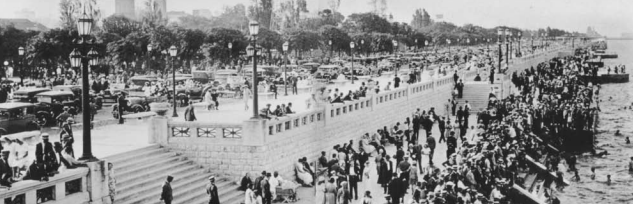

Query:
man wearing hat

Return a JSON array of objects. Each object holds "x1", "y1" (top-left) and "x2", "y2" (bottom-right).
[
  {"x1": 117, "y1": 92, "x2": 127, "y2": 124},
  {"x1": 0, "y1": 149, "x2": 13, "y2": 187},
  {"x1": 60, "y1": 118, "x2": 74, "y2": 141},
  {"x1": 35, "y1": 133, "x2": 57, "y2": 176},
  {"x1": 160, "y1": 175, "x2": 173, "y2": 204},
  {"x1": 206, "y1": 176, "x2": 220, "y2": 204},
  {"x1": 56, "y1": 106, "x2": 72, "y2": 127}
]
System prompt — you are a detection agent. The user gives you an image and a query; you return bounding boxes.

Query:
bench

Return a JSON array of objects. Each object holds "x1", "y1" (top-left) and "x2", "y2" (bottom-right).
[
  {"x1": 122, "y1": 112, "x2": 157, "y2": 122},
  {"x1": 219, "y1": 90, "x2": 236, "y2": 98}
]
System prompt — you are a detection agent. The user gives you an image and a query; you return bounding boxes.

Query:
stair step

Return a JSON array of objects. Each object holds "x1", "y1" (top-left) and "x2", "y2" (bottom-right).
[
  {"x1": 105, "y1": 144, "x2": 161, "y2": 164},
  {"x1": 126, "y1": 173, "x2": 214, "y2": 204},
  {"x1": 115, "y1": 152, "x2": 181, "y2": 179},
  {"x1": 110, "y1": 148, "x2": 170, "y2": 171},
  {"x1": 116, "y1": 158, "x2": 194, "y2": 189},
  {"x1": 116, "y1": 164, "x2": 205, "y2": 202}
]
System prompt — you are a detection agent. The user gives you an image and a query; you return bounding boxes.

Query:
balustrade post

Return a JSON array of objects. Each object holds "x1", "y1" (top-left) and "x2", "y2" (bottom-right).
[{"x1": 243, "y1": 119, "x2": 266, "y2": 145}]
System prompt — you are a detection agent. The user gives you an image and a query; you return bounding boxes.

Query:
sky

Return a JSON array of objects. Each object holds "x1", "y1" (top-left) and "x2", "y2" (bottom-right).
[{"x1": 0, "y1": 0, "x2": 631, "y2": 37}]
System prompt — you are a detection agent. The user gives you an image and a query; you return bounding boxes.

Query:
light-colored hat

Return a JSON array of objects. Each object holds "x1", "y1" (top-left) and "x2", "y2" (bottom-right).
[
  {"x1": 208, "y1": 176, "x2": 215, "y2": 181},
  {"x1": 41, "y1": 133, "x2": 50, "y2": 138}
]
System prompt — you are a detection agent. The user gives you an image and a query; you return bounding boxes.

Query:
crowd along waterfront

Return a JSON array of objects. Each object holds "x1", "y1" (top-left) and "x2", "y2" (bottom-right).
[{"x1": 557, "y1": 40, "x2": 633, "y2": 203}]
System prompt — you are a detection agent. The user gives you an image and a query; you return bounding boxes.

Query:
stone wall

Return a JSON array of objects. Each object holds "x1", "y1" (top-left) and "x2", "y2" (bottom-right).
[{"x1": 150, "y1": 47, "x2": 573, "y2": 182}]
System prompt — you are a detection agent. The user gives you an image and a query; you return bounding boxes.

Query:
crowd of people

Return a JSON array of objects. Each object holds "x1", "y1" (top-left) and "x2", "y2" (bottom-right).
[
  {"x1": 0, "y1": 132, "x2": 85, "y2": 189},
  {"x1": 302, "y1": 51, "x2": 600, "y2": 204}
]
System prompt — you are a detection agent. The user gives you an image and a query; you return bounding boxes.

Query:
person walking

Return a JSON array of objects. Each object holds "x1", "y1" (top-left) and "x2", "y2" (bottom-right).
[
  {"x1": 292, "y1": 77, "x2": 298, "y2": 95},
  {"x1": 160, "y1": 176, "x2": 173, "y2": 204},
  {"x1": 184, "y1": 101, "x2": 196, "y2": 121},
  {"x1": 426, "y1": 136, "x2": 436, "y2": 166},
  {"x1": 242, "y1": 85, "x2": 252, "y2": 111},
  {"x1": 117, "y1": 93, "x2": 126, "y2": 124},
  {"x1": 206, "y1": 176, "x2": 220, "y2": 204}
]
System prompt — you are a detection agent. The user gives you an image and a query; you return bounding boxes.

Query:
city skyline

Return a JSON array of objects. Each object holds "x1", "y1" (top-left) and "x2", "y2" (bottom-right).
[{"x1": 0, "y1": 0, "x2": 631, "y2": 37}]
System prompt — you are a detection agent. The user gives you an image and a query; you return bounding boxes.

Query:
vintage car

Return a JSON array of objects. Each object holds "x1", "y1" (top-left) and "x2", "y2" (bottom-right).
[
  {"x1": 34, "y1": 91, "x2": 79, "y2": 125},
  {"x1": 110, "y1": 93, "x2": 167, "y2": 119},
  {"x1": 127, "y1": 75, "x2": 160, "y2": 91},
  {"x1": 314, "y1": 65, "x2": 341, "y2": 80},
  {"x1": 0, "y1": 102, "x2": 40, "y2": 134},
  {"x1": 11, "y1": 88, "x2": 51, "y2": 103}
]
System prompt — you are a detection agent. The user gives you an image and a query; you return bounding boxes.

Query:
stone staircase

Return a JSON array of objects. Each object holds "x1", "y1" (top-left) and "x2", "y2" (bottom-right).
[
  {"x1": 454, "y1": 82, "x2": 495, "y2": 113},
  {"x1": 105, "y1": 145, "x2": 244, "y2": 204}
]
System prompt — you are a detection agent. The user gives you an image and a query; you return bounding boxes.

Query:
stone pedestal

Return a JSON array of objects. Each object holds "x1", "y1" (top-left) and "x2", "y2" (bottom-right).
[
  {"x1": 493, "y1": 73, "x2": 505, "y2": 84},
  {"x1": 86, "y1": 160, "x2": 107, "y2": 204},
  {"x1": 148, "y1": 116, "x2": 169, "y2": 145},
  {"x1": 242, "y1": 119, "x2": 266, "y2": 145}
]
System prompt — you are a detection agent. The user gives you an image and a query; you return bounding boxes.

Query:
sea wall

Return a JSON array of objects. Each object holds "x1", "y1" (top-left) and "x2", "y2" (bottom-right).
[{"x1": 149, "y1": 47, "x2": 572, "y2": 182}]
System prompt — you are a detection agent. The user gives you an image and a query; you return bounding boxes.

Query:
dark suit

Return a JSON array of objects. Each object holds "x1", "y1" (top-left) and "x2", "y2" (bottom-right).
[
  {"x1": 117, "y1": 95, "x2": 126, "y2": 124},
  {"x1": 36, "y1": 141, "x2": 57, "y2": 174},
  {"x1": 206, "y1": 183, "x2": 220, "y2": 204},
  {"x1": 426, "y1": 136, "x2": 436, "y2": 165},
  {"x1": 0, "y1": 158, "x2": 12, "y2": 187},
  {"x1": 161, "y1": 181, "x2": 173, "y2": 204}
]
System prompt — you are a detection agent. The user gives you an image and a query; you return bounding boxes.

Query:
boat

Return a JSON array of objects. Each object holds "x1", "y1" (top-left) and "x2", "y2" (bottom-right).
[{"x1": 594, "y1": 52, "x2": 618, "y2": 59}]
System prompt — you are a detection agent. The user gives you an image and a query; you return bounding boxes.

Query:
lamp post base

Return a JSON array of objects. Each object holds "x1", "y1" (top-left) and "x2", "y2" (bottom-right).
[{"x1": 78, "y1": 154, "x2": 98, "y2": 162}]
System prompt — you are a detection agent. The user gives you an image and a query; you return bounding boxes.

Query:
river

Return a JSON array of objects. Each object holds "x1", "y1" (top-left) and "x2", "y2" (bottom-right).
[{"x1": 558, "y1": 40, "x2": 633, "y2": 203}]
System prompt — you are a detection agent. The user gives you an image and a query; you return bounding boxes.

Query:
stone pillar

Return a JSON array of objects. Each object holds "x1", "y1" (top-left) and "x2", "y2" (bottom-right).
[
  {"x1": 242, "y1": 119, "x2": 266, "y2": 145},
  {"x1": 148, "y1": 116, "x2": 169, "y2": 145},
  {"x1": 86, "y1": 160, "x2": 107, "y2": 204}
]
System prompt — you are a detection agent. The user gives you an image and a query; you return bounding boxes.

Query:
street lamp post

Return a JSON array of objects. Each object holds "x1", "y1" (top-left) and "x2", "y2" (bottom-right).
[
  {"x1": 69, "y1": 11, "x2": 99, "y2": 161},
  {"x1": 2, "y1": 61, "x2": 7, "y2": 79},
  {"x1": 249, "y1": 21, "x2": 260, "y2": 119},
  {"x1": 415, "y1": 39, "x2": 418, "y2": 52},
  {"x1": 497, "y1": 28, "x2": 503, "y2": 73},
  {"x1": 169, "y1": 45, "x2": 178, "y2": 117},
  {"x1": 283, "y1": 41, "x2": 289, "y2": 96},
  {"x1": 147, "y1": 44, "x2": 153, "y2": 72},
  {"x1": 228, "y1": 42, "x2": 233, "y2": 66},
  {"x1": 505, "y1": 29, "x2": 510, "y2": 68},
  {"x1": 328, "y1": 40, "x2": 332, "y2": 62},
  {"x1": 517, "y1": 32, "x2": 522, "y2": 56},
  {"x1": 350, "y1": 41, "x2": 355, "y2": 84},
  {"x1": 361, "y1": 39, "x2": 365, "y2": 56},
  {"x1": 392, "y1": 40, "x2": 398, "y2": 77},
  {"x1": 18, "y1": 46, "x2": 25, "y2": 85}
]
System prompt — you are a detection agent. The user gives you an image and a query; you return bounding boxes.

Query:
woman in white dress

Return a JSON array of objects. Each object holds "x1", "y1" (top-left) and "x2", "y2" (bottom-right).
[
  {"x1": 244, "y1": 184, "x2": 257, "y2": 204},
  {"x1": 10, "y1": 138, "x2": 29, "y2": 178},
  {"x1": 242, "y1": 86, "x2": 252, "y2": 111}
]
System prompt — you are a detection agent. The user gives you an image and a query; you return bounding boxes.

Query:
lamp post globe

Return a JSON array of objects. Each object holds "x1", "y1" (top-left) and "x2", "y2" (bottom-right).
[{"x1": 77, "y1": 12, "x2": 93, "y2": 36}]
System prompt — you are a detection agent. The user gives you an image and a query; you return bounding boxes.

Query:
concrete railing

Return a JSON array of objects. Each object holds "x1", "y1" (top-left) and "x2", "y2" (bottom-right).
[
  {"x1": 166, "y1": 120, "x2": 245, "y2": 145},
  {"x1": 0, "y1": 168, "x2": 90, "y2": 204}
]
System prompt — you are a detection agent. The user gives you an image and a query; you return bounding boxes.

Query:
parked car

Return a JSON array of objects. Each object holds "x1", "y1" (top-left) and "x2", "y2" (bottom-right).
[
  {"x1": 11, "y1": 88, "x2": 51, "y2": 103},
  {"x1": 33, "y1": 91, "x2": 78, "y2": 125},
  {"x1": 110, "y1": 94, "x2": 164, "y2": 119},
  {"x1": 0, "y1": 102, "x2": 40, "y2": 134}
]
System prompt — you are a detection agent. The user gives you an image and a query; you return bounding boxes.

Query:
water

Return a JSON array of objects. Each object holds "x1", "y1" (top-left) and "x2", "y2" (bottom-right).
[{"x1": 558, "y1": 40, "x2": 633, "y2": 203}]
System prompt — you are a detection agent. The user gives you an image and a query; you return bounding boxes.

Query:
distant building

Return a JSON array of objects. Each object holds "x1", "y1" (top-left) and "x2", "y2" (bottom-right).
[
  {"x1": 167, "y1": 11, "x2": 188, "y2": 24},
  {"x1": 0, "y1": 18, "x2": 47, "y2": 31},
  {"x1": 621, "y1": 32, "x2": 633, "y2": 39},
  {"x1": 193, "y1": 9, "x2": 212, "y2": 19},
  {"x1": 115, "y1": 0, "x2": 136, "y2": 20}
]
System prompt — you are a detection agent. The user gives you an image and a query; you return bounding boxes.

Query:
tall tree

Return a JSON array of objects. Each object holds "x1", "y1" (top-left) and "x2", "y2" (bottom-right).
[
  {"x1": 102, "y1": 15, "x2": 141, "y2": 38},
  {"x1": 411, "y1": 9, "x2": 424, "y2": 30},
  {"x1": 141, "y1": 0, "x2": 167, "y2": 30},
  {"x1": 59, "y1": 0, "x2": 80, "y2": 30},
  {"x1": 422, "y1": 9, "x2": 431, "y2": 27},
  {"x1": 248, "y1": 0, "x2": 274, "y2": 29}
]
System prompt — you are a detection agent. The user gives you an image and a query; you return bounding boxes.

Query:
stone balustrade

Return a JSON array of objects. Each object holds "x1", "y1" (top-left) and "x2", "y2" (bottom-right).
[
  {"x1": 0, "y1": 167, "x2": 105, "y2": 204},
  {"x1": 147, "y1": 47, "x2": 574, "y2": 182}
]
